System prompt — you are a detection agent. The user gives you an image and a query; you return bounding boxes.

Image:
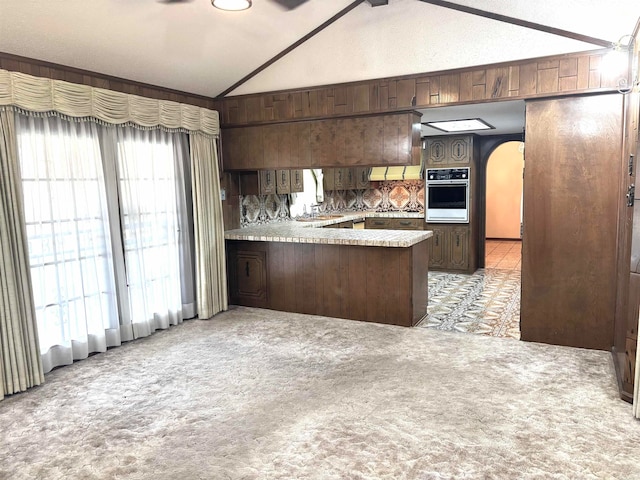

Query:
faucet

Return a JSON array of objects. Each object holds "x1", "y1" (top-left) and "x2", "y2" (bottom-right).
[{"x1": 310, "y1": 204, "x2": 320, "y2": 218}]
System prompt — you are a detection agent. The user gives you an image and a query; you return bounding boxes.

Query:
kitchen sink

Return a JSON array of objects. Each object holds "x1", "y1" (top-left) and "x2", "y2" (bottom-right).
[{"x1": 296, "y1": 214, "x2": 343, "y2": 222}]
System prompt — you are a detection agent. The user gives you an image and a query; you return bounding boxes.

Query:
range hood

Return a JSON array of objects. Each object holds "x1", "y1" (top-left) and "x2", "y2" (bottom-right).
[{"x1": 369, "y1": 161, "x2": 424, "y2": 181}]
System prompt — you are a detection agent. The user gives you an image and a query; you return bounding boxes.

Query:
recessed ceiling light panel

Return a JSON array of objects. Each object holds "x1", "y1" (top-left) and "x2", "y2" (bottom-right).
[
  {"x1": 424, "y1": 118, "x2": 494, "y2": 133},
  {"x1": 212, "y1": 0, "x2": 252, "y2": 11}
]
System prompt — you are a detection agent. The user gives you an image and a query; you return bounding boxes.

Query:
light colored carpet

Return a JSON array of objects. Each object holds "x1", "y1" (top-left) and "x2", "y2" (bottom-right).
[{"x1": 2, "y1": 306, "x2": 639, "y2": 479}]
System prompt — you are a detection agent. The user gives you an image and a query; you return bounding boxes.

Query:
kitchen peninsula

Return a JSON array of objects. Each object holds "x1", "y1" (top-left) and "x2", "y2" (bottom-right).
[{"x1": 225, "y1": 213, "x2": 432, "y2": 327}]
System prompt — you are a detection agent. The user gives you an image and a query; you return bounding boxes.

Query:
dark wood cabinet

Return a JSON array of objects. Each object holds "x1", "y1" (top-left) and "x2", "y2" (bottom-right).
[
  {"x1": 355, "y1": 167, "x2": 370, "y2": 189},
  {"x1": 226, "y1": 239, "x2": 429, "y2": 327},
  {"x1": 227, "y1": 242, "x2": 268, "y2": 308},
  {"x1": 290, "y1": 169, "x2": 304, "y2": 193},
  {"x1": 241, "y1": 168, "x2": 303, "y2": 195},
  {"x1": 239, "y1": 171, "x2": 275, "y2": 196},
  {"x1": 259, "y1": 170, "x2": 277, "y2": 195},
  {"x1": 324, "y1": 167, "x2": 370, "y2": 191},
  {"x1": 223, "y1": 126, "x2": 263, "y2": 171},
  {"x1": 425, "y1": 224, "x2": 471, "y2": 272},
  {"x1": 449, "y1": 226, "x2": 469, "y2": 270},
  {"x1": 276, "y1": 169, "x2": 291, "y2": 194},
  {"x1": 222, "y1": 111, "x2": 421, "y2": 171},
  {"x1": 428, "y1": 226, "x2": 446, "y2": 269},
  {"x1": 425, "y1": 136, "x2": 471, "y2": 167}
]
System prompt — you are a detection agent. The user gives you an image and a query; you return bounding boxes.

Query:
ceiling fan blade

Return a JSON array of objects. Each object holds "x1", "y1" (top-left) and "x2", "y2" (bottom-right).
[{"x1": 271, "y1": 0, "x2": 311, "y2": 10}]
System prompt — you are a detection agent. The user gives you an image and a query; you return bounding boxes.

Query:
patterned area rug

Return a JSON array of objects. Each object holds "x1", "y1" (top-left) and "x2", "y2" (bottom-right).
[{"x1": 419, "y1": 268, "x2": 521, "y2": 339}]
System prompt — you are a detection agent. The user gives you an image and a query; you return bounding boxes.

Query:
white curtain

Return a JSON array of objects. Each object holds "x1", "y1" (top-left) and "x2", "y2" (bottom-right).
[
  {"x1": 15, "y1": 115, "x2": 120, "y2": 373},
  {"x1": 0, "y1": 110, "x2": 44, "y2": 398},
  {"x1": 190, "y1": 133, "x2": 227, "y2": 319},
  {"x1": 15, "y1": 115, "x2": 197, "y2": 373},
  {"x1": 114, "y1": 127, "x2": 194, "y2": 338},
  {"x1": 2, "y1": 68, "x2": 225, "y2": 394}
]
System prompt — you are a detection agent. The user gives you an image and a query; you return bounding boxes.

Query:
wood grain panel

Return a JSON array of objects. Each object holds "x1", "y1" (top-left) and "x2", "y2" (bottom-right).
[
  {"x1": 216, "y1": 49, "x2": 615, "y2": 127},
  {"x1": 346, "y1": 247, "x2": 368, "y2": 321},
  {"x1": 295, "y1": 244, "x2": 317, "y2": 314},
  {"x1": 228, "y1": 240, "x2": 429, "y2": 327},
  {"x1": 521, "y1": 94, "x2": 624, "y2": 350}
]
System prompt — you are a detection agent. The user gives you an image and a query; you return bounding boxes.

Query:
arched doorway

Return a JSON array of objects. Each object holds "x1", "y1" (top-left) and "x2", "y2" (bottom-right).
[{"x1": 485, "y1": 141, "x2": 524, "y2": 270}]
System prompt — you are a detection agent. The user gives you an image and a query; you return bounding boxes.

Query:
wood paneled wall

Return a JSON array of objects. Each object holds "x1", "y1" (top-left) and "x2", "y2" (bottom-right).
[
  {"x1": 220, "y1": 49, "x2": 620, "y2": 126},
  {"x1": 521, "y1": 94, "x2": 624, "y2": 351},
  {"x1": 0, "y1": 52, "x2": 219, "y2": 110}
]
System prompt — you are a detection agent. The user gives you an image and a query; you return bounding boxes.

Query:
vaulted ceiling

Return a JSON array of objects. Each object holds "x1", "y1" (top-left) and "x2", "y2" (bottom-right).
[{"x1": 1, "y1": 0, "x2": 639, "y2": 98}]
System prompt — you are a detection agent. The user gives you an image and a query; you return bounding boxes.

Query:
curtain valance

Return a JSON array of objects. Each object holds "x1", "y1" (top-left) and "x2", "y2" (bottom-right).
[{"x1": 0, "y1": 69, "x2": 219, "y2": 136}]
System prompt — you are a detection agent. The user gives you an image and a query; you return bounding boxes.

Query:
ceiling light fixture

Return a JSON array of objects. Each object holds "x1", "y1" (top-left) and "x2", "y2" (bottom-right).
[
  {"x1": 424, "y1": 118, "x2": 494, "y2": 133},
  {"x1": 212, "y1": 0, "x2": 252, "y2": 11}
]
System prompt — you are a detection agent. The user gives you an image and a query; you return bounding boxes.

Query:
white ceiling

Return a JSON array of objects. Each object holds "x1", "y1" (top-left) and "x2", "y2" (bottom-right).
[
  {"x1": 0, "y1": 0, "x2": 639, "y2": 99},
  {"x1": 419, "y1": 100, "x2": 525, "y2": 137}
]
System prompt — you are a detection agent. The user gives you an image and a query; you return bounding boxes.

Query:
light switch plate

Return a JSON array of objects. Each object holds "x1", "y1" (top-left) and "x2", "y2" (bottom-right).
[{"x1": 220, "y1": 188, "x2": 226, "y2": 201}]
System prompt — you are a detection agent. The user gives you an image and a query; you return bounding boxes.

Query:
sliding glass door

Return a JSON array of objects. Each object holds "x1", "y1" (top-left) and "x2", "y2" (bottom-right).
[{"x1": 15, "y1": 115, "x2": 195, "y2": 373}]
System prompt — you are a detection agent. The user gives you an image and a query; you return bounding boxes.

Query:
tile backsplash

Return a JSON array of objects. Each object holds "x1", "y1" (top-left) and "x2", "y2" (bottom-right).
[{"x1": 240, "y1": 180, "x2": 425, "y2": 227}]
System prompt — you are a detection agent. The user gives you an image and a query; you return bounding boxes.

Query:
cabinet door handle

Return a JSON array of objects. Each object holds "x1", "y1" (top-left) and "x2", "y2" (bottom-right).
[
  {"x1": 456, "y1": 235, "x2": 460, "y2": 247},
  {"x1": 245, "y1": 261, "x2": 250, "y2": 277},
  {"x1": 399, "y1": 221, "x2": 411, "y2": 226}
]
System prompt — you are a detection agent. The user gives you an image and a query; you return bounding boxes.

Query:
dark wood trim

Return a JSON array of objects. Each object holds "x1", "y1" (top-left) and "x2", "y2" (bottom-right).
[
  {"x1": 216, "y1": 0, "x2": 365, "y2": 98},
  {"x1": 612, "y1": 348, "x2": 634, "y2": 403},
  {"x1": 0, "y1": 51, "x2": 215, "y2": 104},
  {"x1": 221, "y1": 107, "x2": 421, "y2": 128},
  {"x1": 219, "y1": 48, "x2": 612, "y2": 102},
  {"x1": 417, "y1": 0, "x2": 613, "y2": 48}
]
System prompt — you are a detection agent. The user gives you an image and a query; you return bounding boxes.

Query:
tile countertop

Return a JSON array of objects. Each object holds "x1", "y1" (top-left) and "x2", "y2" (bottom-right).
[{"x1": 225, "y1": 212, "x2": 432, "y2": 248}]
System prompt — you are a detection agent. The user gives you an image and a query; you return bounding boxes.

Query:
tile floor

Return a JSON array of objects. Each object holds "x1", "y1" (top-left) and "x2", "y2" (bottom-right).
[{"x1": 418, "y1": 240, "x2": 522, "y2": 340}]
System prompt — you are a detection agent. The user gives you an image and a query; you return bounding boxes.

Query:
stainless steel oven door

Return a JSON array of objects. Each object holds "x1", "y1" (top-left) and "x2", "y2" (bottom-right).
[{"x1": 426, "y1": 182, "x2": 469, "y2": 223}]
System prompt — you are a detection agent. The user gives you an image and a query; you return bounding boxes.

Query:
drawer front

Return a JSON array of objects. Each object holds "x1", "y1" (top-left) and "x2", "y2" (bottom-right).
[
  {"x1": 391, "y1": 218, "x2": 424, "y2": 230},
  {"x1": 365, "y1": 218, "x2": 392, "y2": 229}
]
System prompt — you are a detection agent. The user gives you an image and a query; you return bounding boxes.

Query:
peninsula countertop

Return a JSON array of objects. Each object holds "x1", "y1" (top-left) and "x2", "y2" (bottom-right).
[{"x1": 224, "y1": 212, "x2": 432, "y2": 248}]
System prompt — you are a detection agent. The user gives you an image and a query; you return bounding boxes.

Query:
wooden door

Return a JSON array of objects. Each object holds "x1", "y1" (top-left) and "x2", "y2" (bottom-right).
[
  {"x1": 276, "y1": 170, "x2": 291, "y2": 194},
  {"x1": 355, "y1": 167, "x2": 370, "y2": 189},
  {"x1": 449, "y1": 136, "x2": 471, "y2": 164},
  {"x1": 448, "y1": 226, "x2": 469, "y2": 270},
  {"x1": 227, "y1": 243, "x2": 268, "y2": 308},
  {"x1": 259, "y1": 170, "x2": 277, "y2": 195},
  {"x1": 521, "y1": 94, "x2": 623, "y2": 350},
  {"x1": 427, "y1": 138, "x2": 446, "y2": 166},
  {"x1": 344, "y1": 168, "x2": 356, "y2": 190},
  {"x1": 428, "y1": 225, "x2": 447, "y2": 268},
  {"x1": 290, "y1": 169, "x2": 304, "y2": 193},
  {"x1": 323, "y1": 168, "x2": 336, "y2": 191}
]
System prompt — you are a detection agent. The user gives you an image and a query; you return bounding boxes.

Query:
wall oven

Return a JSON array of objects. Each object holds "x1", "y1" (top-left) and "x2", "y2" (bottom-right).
[{"x1": 425, "y1": 167, "x2": 470, "y2": 223}]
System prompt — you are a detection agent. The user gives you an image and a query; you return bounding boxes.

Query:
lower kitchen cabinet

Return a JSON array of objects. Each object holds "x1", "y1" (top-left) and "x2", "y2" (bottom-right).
[
  {"x1": 427, "y1": 224, "x2": 471, "y2": 272},
  {"x1": 226, "y1": 239, "x2": 428, "y2": 327},
  {"x1": 227, "y1": 242, "x2": 268, "y2": 308}
]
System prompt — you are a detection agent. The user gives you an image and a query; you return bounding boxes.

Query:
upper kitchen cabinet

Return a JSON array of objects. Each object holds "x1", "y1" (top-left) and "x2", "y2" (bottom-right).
[
  {"x1": 310, "y1": 119, "x2": 344, "y2": 167},
  {"x1": 425, "y1": 135, "x2": 473, "y2": 167},
  {"x1": 222, "y1": 126, "x2": 263, "y2": 171},
  {"x1": 222, "y1": 110, "x2": 421, "y2": 171}
]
